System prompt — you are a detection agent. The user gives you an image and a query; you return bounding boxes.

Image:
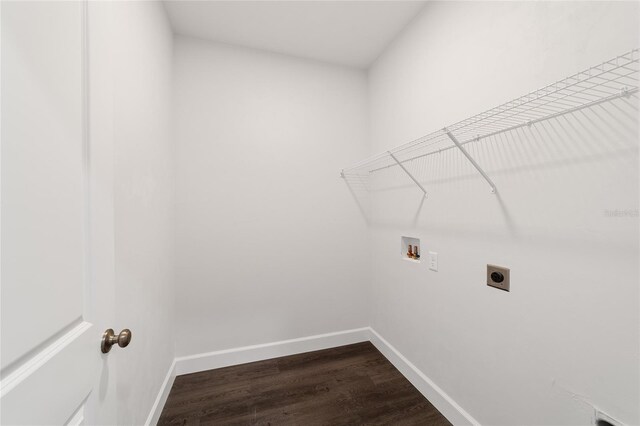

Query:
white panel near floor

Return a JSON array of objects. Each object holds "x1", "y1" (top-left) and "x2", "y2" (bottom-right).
[{"x1": 106, "y1": 2, "x2": 177, "y2": 425}]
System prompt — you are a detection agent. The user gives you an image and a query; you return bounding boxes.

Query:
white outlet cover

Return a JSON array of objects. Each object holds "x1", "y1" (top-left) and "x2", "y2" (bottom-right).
[{"x1": 429, "y1": 251, "x2": 438, "y2": 271}]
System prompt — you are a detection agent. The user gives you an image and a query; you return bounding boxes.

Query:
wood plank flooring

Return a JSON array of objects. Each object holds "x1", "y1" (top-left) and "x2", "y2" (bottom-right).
[{"x1": 158, "y1": 341, "x2": 451, "y2": 425}]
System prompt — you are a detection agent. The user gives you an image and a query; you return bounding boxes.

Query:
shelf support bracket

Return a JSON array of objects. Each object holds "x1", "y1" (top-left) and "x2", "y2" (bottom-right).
[
  {"x1": 387, "y1": 151, "x2": 427, "y2": 197},
  {"x1": 445, "y1": 129, "x2": 497, "y2": 194}
]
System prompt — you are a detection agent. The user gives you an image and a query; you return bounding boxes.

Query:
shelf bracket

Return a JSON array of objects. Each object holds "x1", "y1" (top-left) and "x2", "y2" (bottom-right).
[
  {"x1": 445, "y1": 129, "x2": 497, "y2": 194},
  {"x1": 387, "y1": 151, "x2": 427, "y2": 197}
]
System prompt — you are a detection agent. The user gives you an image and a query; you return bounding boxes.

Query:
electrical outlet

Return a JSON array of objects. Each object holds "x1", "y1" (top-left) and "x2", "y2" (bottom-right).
[
  {"x1": 428, "y1": 252, "x2": 438, "y2": 271},
  {"x1": 487, "y1": 264, "x2": 510, "y2": 291}
]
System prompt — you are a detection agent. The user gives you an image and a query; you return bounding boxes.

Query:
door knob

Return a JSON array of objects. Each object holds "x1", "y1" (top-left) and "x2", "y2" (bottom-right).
[{"x1": 101, "y1": 328, "x2": 132, "y2": 353}]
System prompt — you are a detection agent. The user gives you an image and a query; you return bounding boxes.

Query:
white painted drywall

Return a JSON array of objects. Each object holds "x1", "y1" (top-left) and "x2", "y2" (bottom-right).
[
  {"x1": 368, "y1": 2, "x2": 639, "y2": 425},
  {"x1": 88, "y1": 2, "x2": 176, "y2": 424},
  {"x1": 164, "y1": 1, "x2": 425, "y2": 68},
  {"x1": 173, "y1": 36, "x2": 370, "y2": 357},
  {"x1": 85, "y1": 1, "x2": 118, "y2": 423}
]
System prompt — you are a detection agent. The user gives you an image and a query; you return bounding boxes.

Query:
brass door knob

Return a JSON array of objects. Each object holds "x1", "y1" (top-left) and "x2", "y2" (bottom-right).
[{"x1": 101, "y1": 328, "x2": 132, "y2": 353}]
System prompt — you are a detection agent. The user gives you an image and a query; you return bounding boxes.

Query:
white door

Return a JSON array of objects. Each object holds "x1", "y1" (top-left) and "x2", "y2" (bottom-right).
[{"x1": 1, "y1": 1, "x2": 117, "y2": 424}]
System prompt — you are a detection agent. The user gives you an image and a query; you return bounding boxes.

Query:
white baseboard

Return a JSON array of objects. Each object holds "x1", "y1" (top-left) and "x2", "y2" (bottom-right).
[
  {"x1": 147, "y1": 327, "x2": 477, "y2": 426},
  {"x1": 368, "y1": 328, "x2": 479, "y2": 426},
  {"x1": 174, "y1": 327, "x2": 370, "y2": 376},
  {"x1": 145, "y1": 359, "x2": 176, "y2": 426}
]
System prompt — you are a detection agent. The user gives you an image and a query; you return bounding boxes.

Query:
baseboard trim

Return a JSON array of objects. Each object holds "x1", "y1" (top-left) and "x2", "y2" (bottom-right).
[
  {"x1": 174, "y1": 327, "x2": 371, "y2": 376},
  {"x1": 148, "y1": 327, "x2": 477, "y2": 426},
  {"x1": 368, "y1": 328, "x2": 479, "y2": 426},
  {"x1": 145, "y1": 359, "x2": 176, "y2": 426}
]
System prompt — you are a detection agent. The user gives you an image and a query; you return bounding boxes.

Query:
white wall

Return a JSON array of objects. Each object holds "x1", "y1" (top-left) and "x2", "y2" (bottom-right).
[
  {"x1": 173, "y1": 36, "x2": 370, "y2": 357},
  {"x1": 88, "y1": 2, "x2": 176, "y2": 425},
  {"x1": 368, "y1": 2, "x2": 639, "y2": 425},
  {"x1": 86, "y1": 1, "x2": 118, "y2": 423}
]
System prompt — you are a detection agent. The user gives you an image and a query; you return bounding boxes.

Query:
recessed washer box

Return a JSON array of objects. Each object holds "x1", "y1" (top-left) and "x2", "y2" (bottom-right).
[{"x1": 401, "y1": 236, "x2": 420, "y2": 263}]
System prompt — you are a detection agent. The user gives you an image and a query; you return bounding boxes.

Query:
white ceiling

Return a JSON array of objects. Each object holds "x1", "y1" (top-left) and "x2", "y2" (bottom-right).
[{"x1": 163, "y1": 1, "x2": 426, "y2": 69}]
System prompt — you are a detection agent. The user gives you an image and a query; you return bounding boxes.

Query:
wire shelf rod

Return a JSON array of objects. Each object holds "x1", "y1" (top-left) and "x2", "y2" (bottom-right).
[
  {"x1": 464, "y1": 67, "x2": 637, "y2": 133},
  {"x1": 445, "y1": 130, "x2": 497, "y2": 194},
  {"x1": 342, "y1": 49, "x2": 638, "y2": 176},
  {"x1": 448, "y1": 69, "x2": 637, "y2": 140},
  {"x1": 367, "y1": 87, "x2": 637, "y2": 174},
  {"x1": 388, "y1": 151, "x2": 428, "y2": 196},
  {"x1": 447, "y1": 54, "x2": 637, "y2": 135}
]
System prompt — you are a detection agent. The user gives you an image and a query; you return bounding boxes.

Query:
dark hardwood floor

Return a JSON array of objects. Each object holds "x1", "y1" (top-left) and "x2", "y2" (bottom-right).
[{"x1": 158, "y1": 341, "x2": 451, "y2": 425}]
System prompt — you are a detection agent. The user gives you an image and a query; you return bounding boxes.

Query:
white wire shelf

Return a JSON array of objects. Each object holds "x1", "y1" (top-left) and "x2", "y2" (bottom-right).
[{"x1": 341, "y1": 49, "x2": 639, "y2": 196}]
